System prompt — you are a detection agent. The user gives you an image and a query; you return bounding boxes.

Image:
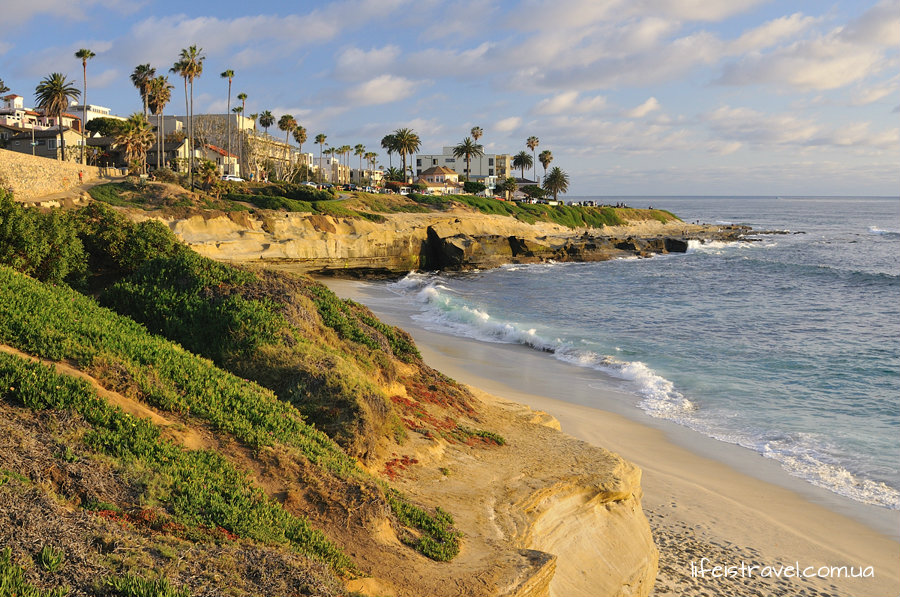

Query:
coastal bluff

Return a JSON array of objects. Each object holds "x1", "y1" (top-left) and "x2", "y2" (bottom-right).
[{"x1": 151, "y1": 208, "x2": 750, "y2": 276}]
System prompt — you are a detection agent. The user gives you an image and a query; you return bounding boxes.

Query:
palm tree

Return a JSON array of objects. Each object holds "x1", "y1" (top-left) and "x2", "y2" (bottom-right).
[
  {"x1": 452, "y1": 137, "x2": 484, "y2": 182},
  {"x1": 470, "y1": 126, "x2": 483, "y2": 177},
  {"x1": 74, "y1": 48, "x2": 95, "y2": 165},
  {"x1": 339, "y1": 144, "x2": 351, "y2": 183},
  {"x1": 236, "y1": 92, "x2": 248, "y2": 167},
  {"x1": 364, "y1": 151, "x2": 378, "y2": 183},
  {"x1": 392, "y1": 128, "x2": 420, "y2": 183},
  {"x1": 385, "y1": 167, "x2": 403, "y2": 182},
  {"x1": 232, "y1": 105, "x2": 244, "y2": 174},
  {"x1": 512, "y1": 150, "x2": 533, "y2": 180},
  {"x1": 178, "y1": 45, "x2": 205, "y2": 178},
  {"x1": 169, "y1": 59, "x2": 189, "y2": 175},
  {"x1": 293, "y1": 126, "x2": 307, "y2": 181},
  {"x1": 354, "y1": 143, "x2": 366, "y2": 181},
  {"x1": 34, "y1": 73, "x2": 80, "y2": 161},
  {"x1": 277, "y1": 114, "x2": 297, "y2": 173},
  {"x1": 526, "y1": 136, "x2": 539, "y2": 182},
  {"x1": 258, "y1": 110, "x2": 274, "y2": 136},
  {"x1": 220, "y1": 69, "x2": 234, "y2": 174},
  {"x1": 0, "y1": 79, "x2": 9, "y2": 94},
  {"x1": 148, "y1": 75, "x2": 173, "y2": 170},
  {"x1": 542, "y1": 166, "x2": 569, "y2": 201},
  {"x1": 381, "y1": 133, "x2": 397, "y2": 168},
  {"x1": 315, "y1": 133, "x2": 327, "y2": 183},
  {"x1": 130, "y1": 64, "x2": 156, "y2": 120},
  {"x1": 324, "y1": 147, "x2": 337, "y2": 183},
  {"x1": 538, "y1": 149, "x2": 553, "y2": 180},
  {"x1": 198, "y1": 158, "x2": 219, "y2": 190},
  {"x1": 115, "y1": 113, "x2": 154, "y2": 174}
]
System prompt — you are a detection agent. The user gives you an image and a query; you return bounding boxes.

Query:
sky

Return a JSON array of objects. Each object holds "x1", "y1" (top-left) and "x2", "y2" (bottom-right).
[{"x1": 1, "y1": 0, "x2": 898, "y2": 196}]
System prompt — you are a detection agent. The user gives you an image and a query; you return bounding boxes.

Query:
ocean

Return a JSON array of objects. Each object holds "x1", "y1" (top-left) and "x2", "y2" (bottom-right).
[{"x1": 380, "y1": 196, "x2": 900, "y2": 511}]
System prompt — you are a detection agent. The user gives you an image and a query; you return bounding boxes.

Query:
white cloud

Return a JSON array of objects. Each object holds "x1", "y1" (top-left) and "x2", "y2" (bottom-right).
[
  {"x1": 624, "y1": 97, "x2": 660, "y2": 118},
  {"x1": 717, "y1": 3, "x2": 898, "y2": 91},
  {"x1": 494, "y1": 116, "x2": 522, "y2": 132},
  {"x1": 728, "y1": 13, "x2": 819, "y2": 54},
  {"x1": 704, "y1": 105, "x2": 898, "y2": 150},
  {"x1": 334, "y1": 45, "x2": 402, "y2": 80},
  {"x1": 91, "y1": 68, "x2": 120, "y2": 89},
  {"x1": 532, "y1": 91, "x2": 607, "y2": 115},
  {"x1": 0, "y1": 0, "x2": 141, "y2": 32},
  {"x1": 344, "y1": 75, "x2": 420, "y2": 106}
]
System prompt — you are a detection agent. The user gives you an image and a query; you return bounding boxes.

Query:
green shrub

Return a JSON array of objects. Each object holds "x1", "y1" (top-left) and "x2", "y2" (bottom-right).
[
  {"x1": 0, "y1": 351, "x2": 354, "y2": 574},
  {"x1": 38, "y1": 545, "x2": 65, "y2": 573},
  {"x1": 0, "y1": 190, "x2": 87, "y2": 284},
  {"x1": 105, "y1": 574, "x2": 190, "y2": 597},
  {"x1": 0, "y1": 547, "x2": 68, "y2": 597}
]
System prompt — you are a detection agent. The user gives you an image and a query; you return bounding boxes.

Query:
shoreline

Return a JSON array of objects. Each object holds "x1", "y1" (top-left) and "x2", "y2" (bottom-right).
[{"x1": 320, "y1": 275, "x2": 900, "y2": 597}]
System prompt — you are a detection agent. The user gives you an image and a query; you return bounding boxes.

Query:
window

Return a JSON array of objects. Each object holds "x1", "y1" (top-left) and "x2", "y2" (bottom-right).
[
  {"x1": 488, "y1": 158, "x2": 494, "y2": 166},
  {"x1": 445, "y1": 158, "x2": 455, "y2": 163},
  {"x1": 416, "y1": 159, "x2": 421, "y2": 166},
  {"x1": 432, "y1": 159, "x2": 437, "y2": 165},
  {"x1": 489, "y1": 169, "x2": 494, "y2": 176}
]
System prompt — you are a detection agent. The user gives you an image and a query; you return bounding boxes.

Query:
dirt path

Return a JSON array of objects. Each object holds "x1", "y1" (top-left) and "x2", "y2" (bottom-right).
[
  {"x1": 0, "y1": 344, "x2": 209, "y2": 450},
  {"x1": 19, "y1": 175, "x2": 125, "y2": 208}
]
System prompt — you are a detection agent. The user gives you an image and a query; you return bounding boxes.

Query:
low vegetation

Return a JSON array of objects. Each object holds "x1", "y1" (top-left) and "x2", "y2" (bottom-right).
[{"x1": 0, "y1": 192, "x2": 481, "y2": 592}]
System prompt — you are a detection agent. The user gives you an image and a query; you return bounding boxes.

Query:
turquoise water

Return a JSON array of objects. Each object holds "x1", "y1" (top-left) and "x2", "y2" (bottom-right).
[{"x1": 387, "y1": 197, "x2": 900, "y2": 509}]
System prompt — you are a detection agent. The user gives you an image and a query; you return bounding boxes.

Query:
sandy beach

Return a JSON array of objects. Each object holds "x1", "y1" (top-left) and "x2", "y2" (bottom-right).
[{"x1": 322, "y1": 276, "x2": 900, "y2": 597}]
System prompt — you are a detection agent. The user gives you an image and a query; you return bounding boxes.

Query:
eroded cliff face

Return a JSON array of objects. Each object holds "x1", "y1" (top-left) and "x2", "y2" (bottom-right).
[{"x1": 150, "y1": 209, "x2": 748, "y2": 276}]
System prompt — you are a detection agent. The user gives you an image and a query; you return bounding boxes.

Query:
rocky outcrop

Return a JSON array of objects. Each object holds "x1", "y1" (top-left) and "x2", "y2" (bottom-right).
[{"x1": 150, "y1": 209, "x2": 751, "y2": 277}]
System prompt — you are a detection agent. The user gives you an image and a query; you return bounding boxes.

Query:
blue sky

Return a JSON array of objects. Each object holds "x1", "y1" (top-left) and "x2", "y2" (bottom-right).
[{"x1": 2, "y1": 0, "x2": 897, "y2": 195}]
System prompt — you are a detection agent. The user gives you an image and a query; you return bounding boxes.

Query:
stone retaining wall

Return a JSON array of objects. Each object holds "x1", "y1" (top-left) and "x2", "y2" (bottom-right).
[{"x1": 0, "y1": 148, "x2": 106, "y2": 201}]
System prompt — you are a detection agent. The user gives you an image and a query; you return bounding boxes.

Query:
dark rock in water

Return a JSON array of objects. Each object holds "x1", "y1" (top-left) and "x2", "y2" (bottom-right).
[{"x1": 665, "y1": 238, "x2": 689, "y2": 253}]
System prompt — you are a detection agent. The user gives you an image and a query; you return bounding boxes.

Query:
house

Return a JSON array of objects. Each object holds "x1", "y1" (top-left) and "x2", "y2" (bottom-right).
[
  {"x1": 6, "y1": 126, "x2": 85, "y2": 161},
  {"x1": 67, "y1": 102, "x2": 126, "y2": 126},
  {"x1": 415, "y1": 147, "x2": 512, "y2": 188},
  {"x1": 146, "y1": 139, "x2": 192, "y2": 172},
  {"x1": 416, "y1": 166, "x2": 461, "y2": 195},
  {"x1": 314, "y1": 156, "x2": 350, "y2": 185},
  {"x1": 0, "y1": 94, "x2": 40, "y2": 129},
  {"x1": 200, "y1": 143, "x2": 240, "y2": 176}
]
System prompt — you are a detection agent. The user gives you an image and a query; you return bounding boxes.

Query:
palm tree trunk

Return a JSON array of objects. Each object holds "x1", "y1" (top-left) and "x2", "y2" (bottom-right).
[
  {"x1": 82, "y1": 61, "x2": 87, "y2": 165},
  {"x1": 189, "y1": 79, "x2": 194, "y2": 182},
  {"x1": 183, "y1": 77, "x2": 189, "y2": 180},
  {"x1": 226, "y1": 81, "x2": 231, "y2": 175},
  {"x1": 59, "y1": 117, "x2": 65, "y2": 162}
]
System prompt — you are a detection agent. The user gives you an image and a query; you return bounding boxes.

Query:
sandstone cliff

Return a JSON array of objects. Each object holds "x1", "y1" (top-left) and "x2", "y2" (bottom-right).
[{"x1": 149, "y1": 208, "x2": 749, "y2": 276}]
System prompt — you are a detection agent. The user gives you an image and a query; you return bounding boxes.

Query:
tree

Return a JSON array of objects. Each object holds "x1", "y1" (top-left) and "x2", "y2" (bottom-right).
[
  {"x1": 130, "y1": 64, "x2": 156, "y2": 120},
  {"x1": 526, "y1": 136, "x2": 540, "y2": 182},
  {"x1": 385, "y1": 167, "x2": 404, "y2": 182},
  {"x1": 34, "y1": 73, "x2": 80, "y2": 162},
  {"x1": 354, "y1": 143, "x2": 366, "y2": 180},
  {"x1": 115, "y1": 113, "x2": 154, "y2": 174},
  {"x1": 315, "y1": 133, "x2": 327, "y2": 183},
  {"x1": 501, "y1": 176, "x2": 518, "y2": 200},
  {"x1": 452, "y1": 137, "x2": 484, "y2": 182},
  {"x1": 392, "y1": 128, "x2": 420, "y2": 183},
  {"x1": 542, "y1": 166, "x2": 569, "y2": 201},
  {"x1": 470, "y1": 126, "x2": 484, "y2": 176},
  {"x1": 277, "y1": 114, "x2": 297, "y2": 172},
  {"x1": 538, "y1": 149, "x2": 553, "y2": 180},
  {"x1": 512, "y1": 150, "x2": 533, "y2": 180},
  {"x1": 85, "y1": 116, "x2": 124, "y2": 137},
  {"x1": 75, "y1": 48, "x2": 95, "y2": 165},
  {"x1": 198, "y1": 158, "x2": 219, "y2": 190},
  {"x1": 176, "y1": 45, "x2": 205, "y2": 180},
  {"x1": 294, "y1": 126, "x2": 308, "y2": 181},
  {"x1": 521, "y1": 184, "x2": 547, "y2": 200},
  {"x1": 148, "y1": 76, "x2": 173, "y2": 170},
  {"x1": 463, "y1": 181, "x2": 486, "y2": 195},
  {"x1": 169, "y1": 58, "x2": 191, "y2": 181},
  {"x1": 380, "y1": 133, "x2": 397, "y2": 168},
  {"x1": 0, "y1": 79, "x2": 9, "y2": 94},
  {"x1": 220, "y1": 69, "x2": 234, "y2": 174},
  {"x1": 236, "y1": 92, "x2": 248, "y2": 166},
  {"x1": 258, "y1": 110, "x2": 274, "y2": 136}
]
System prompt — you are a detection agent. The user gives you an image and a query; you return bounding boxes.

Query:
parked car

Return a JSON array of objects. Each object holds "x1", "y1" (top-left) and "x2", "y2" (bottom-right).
[{"x1": 221, "y1": 175, "x2": 244, "y2": 182}]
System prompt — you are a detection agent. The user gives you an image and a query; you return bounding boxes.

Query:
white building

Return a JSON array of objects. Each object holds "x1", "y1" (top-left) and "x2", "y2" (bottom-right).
[
  {"x1": 68, "y1": 102, "x2": 125, "y2": 125},
  {"x1": 415, "y1": 147, "x2": 512, "y2": 186},
  {"x1": 1, "y1": 94, "x2": 83, "y2": 132}
]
